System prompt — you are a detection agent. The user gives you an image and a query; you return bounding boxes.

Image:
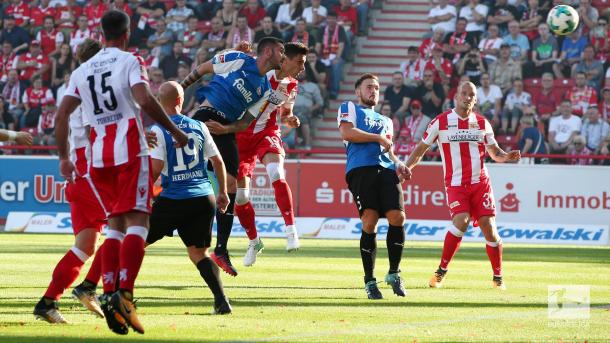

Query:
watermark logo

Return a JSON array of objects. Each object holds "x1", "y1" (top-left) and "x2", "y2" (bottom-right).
[{"x1": 548, "y1": 285, "x2": 590, "y2": 327}]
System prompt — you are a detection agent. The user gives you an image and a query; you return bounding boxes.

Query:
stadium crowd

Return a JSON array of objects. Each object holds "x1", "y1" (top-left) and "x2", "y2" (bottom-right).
[{"x1": 0, "y1": 0, "x2": 609, "y2": 165}]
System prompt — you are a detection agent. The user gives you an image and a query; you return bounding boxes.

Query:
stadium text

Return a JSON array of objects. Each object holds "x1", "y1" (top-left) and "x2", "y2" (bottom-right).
[{"x1": 537, "y1": 191, "x2": 610, "y2": 210}]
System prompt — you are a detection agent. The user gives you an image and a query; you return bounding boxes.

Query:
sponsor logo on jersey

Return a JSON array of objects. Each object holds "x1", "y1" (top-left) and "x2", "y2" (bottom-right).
[
  {"x1": 447, "y1": 129, "x2": 483, "y2": 142},
  {"x1": 256, "y1": 86, "x2": 262, "y2": 96},
  {"x1": 233, "y1": 78, "x2": 253, "y2": 102}
]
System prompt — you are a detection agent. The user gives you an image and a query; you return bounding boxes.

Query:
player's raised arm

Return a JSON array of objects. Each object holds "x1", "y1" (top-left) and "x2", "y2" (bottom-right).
[
  {"x1": 205, "y1": 112, "x2": 256, "y2": 135},
  {"x1": 180, "y1": 60, "x2": 214, "y2": 90}
]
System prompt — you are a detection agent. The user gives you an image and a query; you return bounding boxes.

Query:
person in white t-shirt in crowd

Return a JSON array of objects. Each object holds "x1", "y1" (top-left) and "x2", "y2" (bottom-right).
[
  {"x1": 458, "y1": 0, "x2": 489, "y2": 43},
  {"x1": 428, "y1": 0, "x2": 456, "y2": 35},
  {"x1": 477, "y1": 72, "x2": 502, "y2": 129},
  {"x1": 303, "y1": 0, "x2": 327, "y2": 30},
  {"x1": 399, "y1": 46, "x2": 425, "y2": 87},
  {"x1": 501, "y1": 78, "x2": 531, "y2": 134},
  {"x1": 581, "y1": 105, "x2": 610, "y2": 153},
  {"x1": 478, "y1": 24, "x2": 503, "y2": 65},
  {"x1": 549, "y1": 99, "x2": 582, "y2": 157}
]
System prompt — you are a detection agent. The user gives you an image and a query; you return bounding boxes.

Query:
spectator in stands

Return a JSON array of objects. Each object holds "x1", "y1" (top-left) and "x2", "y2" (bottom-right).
[
  {"x1": 55, "y1": 73, "x2": 70, "y2": 104},
  {"x1": 111, "y1": 0, "x2": 133, "y2": 17},
  {"x1": 502, "y1": 78, "x2": 532, "y2": 134},
  {"x1": 178, "y1": 64, "x2": 196, "y2": 114},
  {"x1": 518, "y1": 115, "x2": 547, "y2": 164},
  {"x1": 519, "y1": 0, "x2": 544, "y2": 41},
  {"x1": 275, "y1": 0, "x2": 304, "y2": 41},
  {"x1": 443, "y1": 17, "x2": 474, "y2": 64},
  {"x1": 69, "y1": 15, "x2": 91, "y2": 54},
  {"x1": 30, "y1": 0, "x2": 56, "y2": 32},
  {"x1": 549, "y1": 99, "x2": 582, "y2": 156},
  {"x1": 294, "y1": 72, "x2": 323, "y2": 150},
  {"x1": 50, "y1": 43, "x2": 74, "y2": 90},
  {"x1": 181, "y1": 16, "x2": 204, "y2": 61},
  {"x1": 573, "y1": 45, "x2": 604, "y2": 91},
  {"x1": 166, "y1": 0, "x2": 195, "y2": 35},
  {"x1": 316, "y1": 11, "x2": 348, "y2": 99},
  {"x1": 577, "y1": 0, "x2": 598, "y2": 35},
  {"x1": 582, "y1": 105, "x2": 610, "y2": 153},
  {"x1": 395, "y1": 99, "x2": 431, "y2": 155},
  {"x1": 428, "y1": 0, "x2": 457, "y2": 35},
  {"x1": 599, "y1": 86, "x2": 610, "y2": 123},
  {"x1": 291, "y1": 18, "x2": 317, "y2": 50},
  {"x1": 202, "y1": 17, "x2": 228, "y2": 53},
  {"x1": 197, "y1": 0, "x2": 222, "y2": 21},
  {"x1": 241, "y1": 0, "x2": 267, "y2": 31},
  {"x1": 83, "y1": 0, "x2": 107, "y2": 35},
  {"x1": 148, "y1": 19, "x2": 175, "y2": 59},
  {"x1": 400, "y1": 46, "x2": 425, "y2": 86},
  {"x1": 502, "y1": 20, "x2": 530, "y2": 63},
  {"x1": 531, "y1": 72, "x2": 560, "y2": 133},
  {"x1": 566, "y1": 135, "x2": 593, "y2": 165},
  {"x1": 304, "y1": 50, "x2": 327, "y2": 95},
  {"x1": 38, "y1": 99, "x2": 56, "y2": 148},
  {"x1": 477, "y1": 72, "x2": 502, "y2": 126},
  {"x1": 355, "y1": 0, "x2": 370, "y2": 36},
  {"x1": 0, "y1": 42, "x2": 18, "y2": 83},
  {"x1": 1, "y1": 69, "x2": 25, "y2": 127},
  {"x1": 591, "y1": 17, "x2": 610, "y2": 66},
  {"x1": 16, "y1": 41, "x2": 49, "y2": 85},
  {"x1": 55, "y1": 0, "x2": 82, "y2": 36},
  {"x1": 426, "y1": 44, "x2": 453, "y2": 91},
  {"x1": 599, "y1": 133, "x2": 610, "y2": 165},
  {"x1": 149, "y1": 67, "x2": 165, "y2": 96},
  {"x1": 226, "y1": 15, "x2": 254, "y2": 49},
  {"x1": 457, "y1": 48, "x2": 487, "y2": 86},
  {"x1": 458, "y1": 0, "x2": 489, "y2": 42},
  {"x1": 138, "y1": 46, "x2": 160, "y2": 69},
  {"x1": 524, "y1": 23, "x2": 558, "y2": 78},
  {"x1": 303, "y1": 0, "x2": 328, "y2": 29},
  {"x1": 555, "y1": 28, "x2": 588, "y2": 78},
  {"x1": 160, "y1": 41, "x2": 193, "y2": 80},
  {"x1": 35, "y1": 16, "x2": 64, "y2": 58},
  {"x1": 22, "y1": 76, "x2": 53, "y2": 129},
  {"x1": 217, "y1": 0, "x2": 239, "y2": 30},
  {"x1": 489, "y1": 43, "x2": 522, "y2": 93},
  {"x1": 487, "y1": 0, "x2": 519, "y2": 37},
  {"x1": 132, "y1": 0, "x2": 167, "y2": 46},
  {"x1": 0, "y1": 15, "x2": 30, "y2": 55},
  {"x1": 478, "y1": 24, "x2": 503, "y2": 64},
  {"x1": 420, "y1": 27, "x2": 445, "y2": 59},
  {"x1": 413, "y1": 70, "x2": 445, "y2": 117},
  {"x1": 385, "y1": 72, "x2": 413, "y2": 120},
  {"x1": 254, "y1": 16, "x2": 283, "y2": 48},
  {"x1": 5, "y1": 0, "x2": 30, "y2": 28},
  {"x1": 192, "y1": 48, "x2": 209, "y2": 73},
  {"x1": 334, "y1": 0, "x2": 358, "y2": 38},
  {"x1": 0, "y1": 96, "x2": 15, "y2": 130},
  {"x1": 566, "y1": 71, "x2": 598, "y2": 117}
]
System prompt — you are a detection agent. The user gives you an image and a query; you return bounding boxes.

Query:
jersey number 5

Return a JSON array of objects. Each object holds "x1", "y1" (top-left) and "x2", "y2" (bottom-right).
[
  {"x1": 87, "y1": 72, "x2": 118, "y2": 115},
  {"x1": 174, "y1": 132, "x2": 199, "y2": 172}
]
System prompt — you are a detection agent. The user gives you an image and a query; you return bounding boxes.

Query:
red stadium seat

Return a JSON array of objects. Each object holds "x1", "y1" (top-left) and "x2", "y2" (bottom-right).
[
  {"x1": 523, "y1": 78, "x2": 540, "y2": 94},
  {"x1": 495, "y1": 134, "x2": 518, "y2": 151},
  {"x1": 554, "y1": 78, "x2": 574, "y2": 97},
  {"x1": 197, "y1": 20, "x2": 212, "y2": 34},
  {"x1": 592, "y1": 0, "x2": 609, "y2": 9}
]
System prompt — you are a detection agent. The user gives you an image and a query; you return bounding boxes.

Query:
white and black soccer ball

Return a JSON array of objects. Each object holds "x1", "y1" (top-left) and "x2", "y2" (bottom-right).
[{"x1": 547, "y1": 5, "x2": 580, "y2": 36}]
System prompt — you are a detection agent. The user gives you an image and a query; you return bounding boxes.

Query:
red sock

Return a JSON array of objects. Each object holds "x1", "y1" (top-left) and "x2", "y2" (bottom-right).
[
  {"x1": 118, "y1": 227, "x2": 147, "y2": 294},
  {"x1": 439, "y1": 230, "x2": 463, "y2": 270},
  {"x1": 101, "y1": 238, "x2": 121, "y2": 293},
  {"x1": 84, "y1": 241, "x2": 104, "y2": 285},
  {"x1": 486, "y1": 241, "x2": 503, "y2": 276},
  {"x1": 235, "y1": 201, "x2": 258, "y2": 240},
  {"x1": 272, "y1": 179, "x2": 294, "y2": 226},
  {"x1": 44, "y1": 249, "x2": 85, "y2": 300}
]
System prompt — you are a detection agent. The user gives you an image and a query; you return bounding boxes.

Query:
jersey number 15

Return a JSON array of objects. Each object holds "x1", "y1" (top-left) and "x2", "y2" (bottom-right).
[{"x1": 87, "y1": 72, "x2": 118, "y2": 115}]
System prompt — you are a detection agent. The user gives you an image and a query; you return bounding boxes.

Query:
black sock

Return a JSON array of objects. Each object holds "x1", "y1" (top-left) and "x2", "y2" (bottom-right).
[
  {"x1": 360, "y1": 231, "x2": 377, "y2": 283},
  {"x1": 197, "y1": 257, "x2": 224, "y2": 298},
  {"x1": 42, "y1": 297, "x2": 55, "y2": 306},
  {"x1": 215, "y1": 193, "x2": 236, "y2": 254},
  {"x1": 82, "y1": 279, "x2": 96, "y2": 289},
  {"x1": 387, "y1": 225, "x2": 405, "y2": 274}
]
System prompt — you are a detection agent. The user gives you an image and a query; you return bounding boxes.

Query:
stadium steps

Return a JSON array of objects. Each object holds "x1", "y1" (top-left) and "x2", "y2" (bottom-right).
[{"x1": 312, "y1": 0, "x2": 429, "y2": 150}]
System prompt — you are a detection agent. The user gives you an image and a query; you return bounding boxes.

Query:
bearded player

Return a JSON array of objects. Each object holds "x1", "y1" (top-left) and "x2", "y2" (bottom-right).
[{"x1": 405, "y1": 81, "x2": 520, "y2": 290}]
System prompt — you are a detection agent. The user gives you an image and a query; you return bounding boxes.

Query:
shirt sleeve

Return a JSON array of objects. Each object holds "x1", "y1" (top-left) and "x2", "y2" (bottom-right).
[
  {"x1": 64, "y1": 72, "x2": 81, "y2": 100},
  {"x1": 149, "y1": 125, "x2": 166, "y2": 162},
  {"x1": 483, "y1": 119, "x2": 497, "y2": 146},
  {"x1": 337, "y1": 101, "x2": 357, "y2": 127},
  {"x1": 422, "y1": 116, "x2": 440, "y2": 145},
  {"x1": 127, "y1": 55, "x2": 149, "y2": 87},
  {"x1": 212, "y1": 51, "x2": 247, "y2": 75},
  {"x1": 200, "y1": 121, "x2": 220, "y2": 159}
]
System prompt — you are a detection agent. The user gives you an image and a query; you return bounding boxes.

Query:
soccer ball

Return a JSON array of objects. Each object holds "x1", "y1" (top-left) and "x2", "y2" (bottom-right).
[{"x1": 547, "y1": 5, "x2": 580, "y2": 36}]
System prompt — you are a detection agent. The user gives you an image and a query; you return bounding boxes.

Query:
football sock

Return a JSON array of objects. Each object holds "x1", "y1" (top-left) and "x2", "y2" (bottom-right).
[
  {"x1": 386, "y1": 225, "x2": 405, "y2": 274},
  {"x1": 101, "y1": 231, "x2": 123, "y2": 294},
  {"x1": 215, "y1": 193, "x2": 236, "y2": 254},
  {"x1": 486, "y1": 240, "x2": 503, "y2": 277},
  {"x1": 44, "y1": 247, "x2": 88, "y2": 301},
  {"x1": 118, "y1": 226, "x2": 147, "y2": 294},
  {"x1": 272, "y1": 179, "x2": 295, "y2": 226},
  {"x1": 83, "y1": 241, "x2": 104, "y2": 287},
  {"x1": 439, "y1": 226, "x2": 464, "y2": 270},
  {"x1": 234, "y1": 201, "x2": 257, "y2": 240},
  {"x1": 360, "y1": 231, "x2": 377, "y2": 283},
  {"x1": 197, "y1": 257, "x2": 224, "y2": 298}
]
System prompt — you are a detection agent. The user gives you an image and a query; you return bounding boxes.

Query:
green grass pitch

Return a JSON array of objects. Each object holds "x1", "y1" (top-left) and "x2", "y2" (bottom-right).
[{"x1": 0, "y1": 233, "x2": 609, "y2": 342}]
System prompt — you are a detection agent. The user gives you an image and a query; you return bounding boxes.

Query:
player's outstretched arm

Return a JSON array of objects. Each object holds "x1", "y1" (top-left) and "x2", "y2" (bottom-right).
[
  {"x1": 339, "y1": 122, "x2": 392, "y2": 152},
  {"x1": 486, "y1": 144, "x2": 521, "y2": 163},
  {"x1": 55, "y1": 95, "x2": 82, "y2": 182},
  {"x1": 209, "y1": 155, "x2": 229, "y2": 213},
  {"x1": 0, "y1": 129, "x2": 33, "y2": 145},
  {"x1": 180, "y1": 60, "x2": 214, "y2": 90},
  {"x1": 132, "y1": 83, "x2": 188, "y2": 147},
  {"x1": 206, "y1": 112, "x2": 256, "y2": 134},
  {"x1": 405, "y1": 141, "x2": 431, "y2": 170}
]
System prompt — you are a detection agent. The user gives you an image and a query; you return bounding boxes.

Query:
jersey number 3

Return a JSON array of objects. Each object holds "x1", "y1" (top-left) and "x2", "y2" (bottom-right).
[{"x1": 87, "y1": 72, "x2": 118, "y2": 115}]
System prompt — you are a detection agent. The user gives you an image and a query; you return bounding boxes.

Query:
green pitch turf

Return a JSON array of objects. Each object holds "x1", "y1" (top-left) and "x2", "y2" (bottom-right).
[{"x1": 0, "y1": 233, "x2": 608, "y2": 342}]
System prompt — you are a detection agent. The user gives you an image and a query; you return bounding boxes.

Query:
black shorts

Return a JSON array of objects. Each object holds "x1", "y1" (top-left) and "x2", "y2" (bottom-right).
[
  {"x1": 147, "y1": 195, "x2": 216, "y2": 248},
  {"x1": 346, "y1": 166, "x2": 404, "y2": 218},
  {"x1": 192, "y1": 106, "x2": 239, "y2": 177}
]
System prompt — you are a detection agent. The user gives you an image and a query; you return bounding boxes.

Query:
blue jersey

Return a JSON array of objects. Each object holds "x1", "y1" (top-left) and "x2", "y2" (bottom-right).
[
  {"x1": 198, "y1": 51, "x2": 271, "y2": 122},
  {"x1": 338, "y1": 101, "x2": 395, "y2": 174},
  {"x1": 150, "y1": 115, "x2": 220, "y2": 199}
]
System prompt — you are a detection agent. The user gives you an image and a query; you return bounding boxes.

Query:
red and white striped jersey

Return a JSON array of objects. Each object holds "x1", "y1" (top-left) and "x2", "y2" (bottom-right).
[
  {"x1": 68, "y1": 107, "x2": 91, "y2": 178},
  {"x1": 65, "y1": 47, "x2": 149, "y2": 168},
  {"x1": 422, "y1": 109, "x2": 497, "y2": 187},
  {"x1": 245, "y1": 70, "x2": 298, "y2": 135}
]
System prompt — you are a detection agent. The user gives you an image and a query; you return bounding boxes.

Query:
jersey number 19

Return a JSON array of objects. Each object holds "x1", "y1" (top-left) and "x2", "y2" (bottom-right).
[{"x1": 174, "y1": 132, "x2": 199, "y2": 172}]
